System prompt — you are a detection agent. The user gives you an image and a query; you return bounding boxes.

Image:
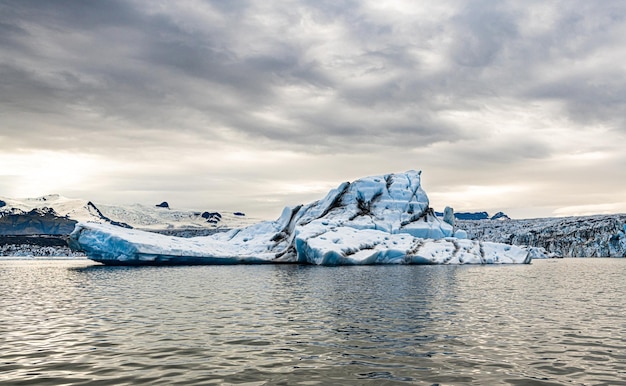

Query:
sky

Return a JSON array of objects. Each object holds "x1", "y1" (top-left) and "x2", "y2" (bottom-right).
[{"x1": 1, "y1": 0, "x2": 625, "y2": 220}]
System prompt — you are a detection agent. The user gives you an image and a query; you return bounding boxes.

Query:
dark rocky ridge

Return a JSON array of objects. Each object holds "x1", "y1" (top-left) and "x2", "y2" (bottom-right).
[
  {"x1": 86, "y1": 202, "x2": 133, "y2": 229},
  {"x1": 0, "y1": 234, "x2": 69, "y2": 247},
  {"x1": 0, "y1": 208, "x2": 77, "y2": 235}
]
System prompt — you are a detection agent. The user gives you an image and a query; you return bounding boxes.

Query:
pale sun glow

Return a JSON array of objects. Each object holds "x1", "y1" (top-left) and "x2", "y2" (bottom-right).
[{"x1": 0, "y1": 152, "x2": 119, "y2": 198}]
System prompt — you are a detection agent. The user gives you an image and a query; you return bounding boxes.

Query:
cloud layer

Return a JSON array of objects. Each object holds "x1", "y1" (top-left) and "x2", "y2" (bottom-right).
[{"x1": 1, "y1": 0, "x2": 625, "y2": 218}]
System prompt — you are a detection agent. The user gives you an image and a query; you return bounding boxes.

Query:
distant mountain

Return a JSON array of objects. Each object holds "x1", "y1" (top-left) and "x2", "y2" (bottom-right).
[
  {"x1": 434, "y1": 211, "x2": 512, "y2": 221},
  {"x1": 455, "y1": 211, "x2": 489, "y2": 220},
  {"x1": 0, "y1": 194, "x2": 259, "y2": 236}
]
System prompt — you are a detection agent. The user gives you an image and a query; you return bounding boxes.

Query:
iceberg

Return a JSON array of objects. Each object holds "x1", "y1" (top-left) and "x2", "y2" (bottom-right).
[{"x1": 68, "y1": 171, "x2": 531, "y2": 265}]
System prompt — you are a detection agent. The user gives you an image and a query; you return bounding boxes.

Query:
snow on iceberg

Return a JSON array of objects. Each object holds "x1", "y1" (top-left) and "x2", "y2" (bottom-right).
[{"x1": 68, "y1": 170, "x2": 531, "y2": 265}]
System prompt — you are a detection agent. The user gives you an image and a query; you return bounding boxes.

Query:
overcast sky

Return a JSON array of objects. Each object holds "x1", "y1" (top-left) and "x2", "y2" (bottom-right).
[{"x1": 1, "y1": 0, "x2": 625, "y2": 220}]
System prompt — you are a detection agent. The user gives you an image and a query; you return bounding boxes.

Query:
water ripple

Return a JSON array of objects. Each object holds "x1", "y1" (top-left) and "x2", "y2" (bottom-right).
[{"x1": 1, "y1": 259, "x2": 625, "y2": 385}]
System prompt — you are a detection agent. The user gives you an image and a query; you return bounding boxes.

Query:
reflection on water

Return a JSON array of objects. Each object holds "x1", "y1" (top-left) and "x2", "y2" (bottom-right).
[{"x1": 1, "y1": 259, "x2": 625, "y2": 385}]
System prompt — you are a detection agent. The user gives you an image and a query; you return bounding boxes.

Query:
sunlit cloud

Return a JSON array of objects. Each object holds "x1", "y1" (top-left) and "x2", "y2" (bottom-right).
[{"x1": 0, "y1": 151, "x2": 122, "y2": 199}]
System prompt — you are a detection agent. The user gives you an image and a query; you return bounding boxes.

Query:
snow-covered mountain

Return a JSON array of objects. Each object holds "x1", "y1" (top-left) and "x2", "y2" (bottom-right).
[
  {"x1": 455, "y1": 214, "x2": 626, "y2": 257},
  {"x1": 0, "y1": 194, "x2": 259, "y2": 234}
]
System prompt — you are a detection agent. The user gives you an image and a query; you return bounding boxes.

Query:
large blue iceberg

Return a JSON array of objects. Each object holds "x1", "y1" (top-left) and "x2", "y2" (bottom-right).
[{"x1": 68, "y1": 171, "x2": 531, "y2": 265}]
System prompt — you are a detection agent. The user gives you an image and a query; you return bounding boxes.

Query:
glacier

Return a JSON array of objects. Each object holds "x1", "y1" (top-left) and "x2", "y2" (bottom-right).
[
  {"x1": 68, "y1": 171, "x2": 531, "y2": 265},
  {"x1": 457, "y1": 215, "x2": 626, "y2": 258}
]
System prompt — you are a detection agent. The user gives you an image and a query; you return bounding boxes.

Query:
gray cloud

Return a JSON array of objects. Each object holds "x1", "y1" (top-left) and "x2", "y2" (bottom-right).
[{"x1": 1, "y1": 0, "x2": 625, "y2": 218}]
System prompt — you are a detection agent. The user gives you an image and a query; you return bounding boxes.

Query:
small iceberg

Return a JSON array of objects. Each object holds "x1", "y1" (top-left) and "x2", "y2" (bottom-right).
[{"x1": 68, "y1": 171, "x2": 530, "y2": 265}]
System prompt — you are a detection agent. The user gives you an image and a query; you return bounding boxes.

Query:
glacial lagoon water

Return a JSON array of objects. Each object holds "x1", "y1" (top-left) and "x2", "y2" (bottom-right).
[{"x1": 1, "y1": 259, "x2": 625, "y2": 385}]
